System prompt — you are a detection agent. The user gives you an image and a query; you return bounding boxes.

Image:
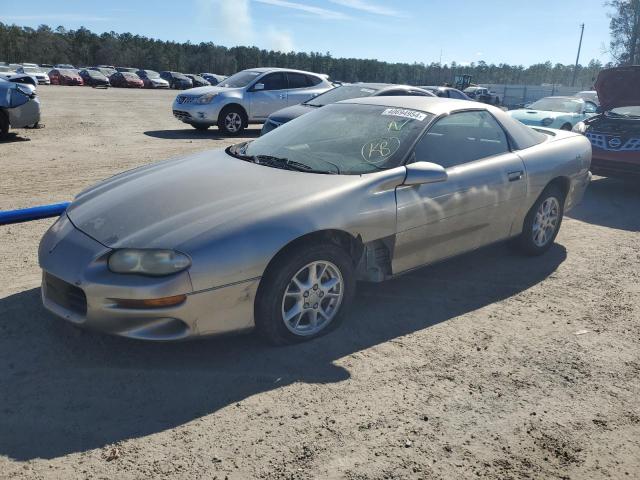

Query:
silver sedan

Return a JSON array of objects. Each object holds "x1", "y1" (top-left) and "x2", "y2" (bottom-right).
[{"x1": 39, "y1": 97, "x2": 591, "y2": 344}]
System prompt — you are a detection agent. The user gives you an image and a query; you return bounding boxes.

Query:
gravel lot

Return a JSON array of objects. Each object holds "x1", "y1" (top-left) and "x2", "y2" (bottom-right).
[{"x1": 1, "y1": 85, "x2": 639, "y2": 480}]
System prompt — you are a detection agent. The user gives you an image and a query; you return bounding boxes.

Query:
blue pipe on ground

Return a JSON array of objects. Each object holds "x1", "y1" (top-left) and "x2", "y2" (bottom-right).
[{"x1": 0, "y1": 202, "x2": 70, "y2": 226}]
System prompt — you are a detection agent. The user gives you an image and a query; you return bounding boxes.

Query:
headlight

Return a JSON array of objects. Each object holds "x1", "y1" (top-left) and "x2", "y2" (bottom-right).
[
  {"x1": 572, "y1": 121, "x2": 587, "y2": 134},
  {"x1": 196, "y1": 92, "x2": 218, "y2": 104},
  {"x1": 108, "y1": 249, "x2": 191, "y2": 276},
  {"x1": 541, "y1": 118, "x2": 554, "y2": 126}
]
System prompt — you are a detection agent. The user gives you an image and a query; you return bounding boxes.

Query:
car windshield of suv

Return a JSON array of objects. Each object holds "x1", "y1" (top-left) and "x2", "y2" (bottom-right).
[
  {"x1": 144, "y1": 70, "x2": 160, "y2": 78},
  {"x1": 608, "y1": 106, "x2": 640, "y2": 118},
  {"x1": 218, "y1": 70, "x2": 262, "y2": 88},
  {"x1": 527, "y1": 98, "x2": 583, "y2": 113},
  {"x1": 232, "y1": 103, "x2": 433, "y2": 174},
  {"x1": 304, "y1": 85, "x2": 380, "y2": 107}
]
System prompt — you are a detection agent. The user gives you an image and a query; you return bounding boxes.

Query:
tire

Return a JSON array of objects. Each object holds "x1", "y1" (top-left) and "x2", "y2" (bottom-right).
[
  {"x1": 561, "y1": 123, "x2": 573, "y2": 131},
  {"x1": 191, "y1": 124, "x2": 210, "y2": 131},
  {"x1": 217, "y1": 106, "x2": 246, "y2": 136},
  {"x1": 0, "y1": 111, "x2": 9, "y2": 139},
  {"x1": 516, "y1": 184, "x2": 565, "y2": 256},
  {"x1": 255, "y1": 243, "x2": 356, "y2": 345}
]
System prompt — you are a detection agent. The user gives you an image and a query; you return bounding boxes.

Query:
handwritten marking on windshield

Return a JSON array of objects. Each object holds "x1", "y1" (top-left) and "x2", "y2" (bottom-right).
[{"x1": 361, "y1": 137, "x2": 401, "y2": 164}]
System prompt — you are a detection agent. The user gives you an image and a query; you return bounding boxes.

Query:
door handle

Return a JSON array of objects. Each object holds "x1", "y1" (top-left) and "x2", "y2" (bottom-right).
[
  {"x1": 508, "y1": 171, "x2": 523, "y2": 182},
  {"x1": 278, "y1": 94, "x2": 287, "y2": 99}
]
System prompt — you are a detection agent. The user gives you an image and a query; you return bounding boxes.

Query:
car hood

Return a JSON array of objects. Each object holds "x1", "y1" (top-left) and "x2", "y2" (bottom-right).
[
  {"x1": 509, "y1": 109, "x2": 568, "y2": 119},
  {"x1": 66, "y1": 149, "x2": 365, "y2": 250},
  {"x1": 595, "y1": 66, "x2": 640, "y2": 111},
  {"x1": 268, "y1": 103, "x2": 316, "y2": 123},
  {"x1": 180, "y1": 85, "x2": 243, "y2": 97}
]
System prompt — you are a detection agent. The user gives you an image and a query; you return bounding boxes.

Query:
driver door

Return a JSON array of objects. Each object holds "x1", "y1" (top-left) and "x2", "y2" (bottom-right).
[
  {"x1": 393, "y1": 110, "x2": 527, "y2": 273},
  {"x1": 247, "y1": 72, "x2": 289, "y2": 120}
]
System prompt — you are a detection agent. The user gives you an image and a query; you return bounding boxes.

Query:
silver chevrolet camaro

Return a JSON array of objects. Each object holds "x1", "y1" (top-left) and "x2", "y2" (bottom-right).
[{"x1": 39, "y1": 97, "x2": 592, "y2": 344}]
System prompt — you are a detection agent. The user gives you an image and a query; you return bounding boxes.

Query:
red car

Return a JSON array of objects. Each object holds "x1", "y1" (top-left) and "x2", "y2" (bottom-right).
[
  {"x1": 573, "y1": 66, "x2": 640, "y2": 178},
  {"x1": 48, "y1": 69, "x2": 84, "y2": 86},
  {"x1": 109, "y1": 72, "x2": 144, "y2": 88}
]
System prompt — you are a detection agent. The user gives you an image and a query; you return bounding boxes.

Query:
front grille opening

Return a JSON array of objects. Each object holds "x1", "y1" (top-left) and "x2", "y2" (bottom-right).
[{"x1": 44, "y1": 273, "x2": 87, "y2": 316}]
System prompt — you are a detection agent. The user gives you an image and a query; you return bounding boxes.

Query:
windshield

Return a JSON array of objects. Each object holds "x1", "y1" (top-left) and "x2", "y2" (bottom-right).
[
  {"x1": 608, "y1": 106, "x2": 640, "y2": 117},
  {"x1": 23, "y1": 67, "x2": 39, "y2": 73},
  {"x1": 236, "y1": 103, "x2": 433, "y2": 174},
  {"x1": 122, "y1": 73, "x2": 139, "y2": 79},
  {"x1": 144, "y1": 70, "x2": 160, "y2": 78},
  {"x1": 60, "y1": 69, "x2": 75, "y2": 76},
  {"x1": 527, "y1": 98, "x2": 583, "y2": 113},
  {"x1": 218, "y1": 70, "x2": 261, "y2": 88},
  {"x1": 305, "y1": 85, "x2": 380, "y2": 106},
  {"x1": 577, "y1": 91, "x2": 598, "y2": 103}
]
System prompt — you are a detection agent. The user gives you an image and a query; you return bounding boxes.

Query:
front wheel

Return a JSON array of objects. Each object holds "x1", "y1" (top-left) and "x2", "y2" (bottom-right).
[
  {"x1": 217, "y1": 106, "x2": 245, "y2": 136},
  {"x1": 255, "y1": 243, "x2": 356, "y2": 345},
  {"x1": 516, "y1": 185, "x2": 565, "y2": 256}
]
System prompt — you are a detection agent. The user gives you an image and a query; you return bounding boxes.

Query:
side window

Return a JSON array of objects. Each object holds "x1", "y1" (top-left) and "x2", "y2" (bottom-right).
[
  {"x1": 287, "y1": 73, "x2": 310, "y2": 89},
  {"x1": 378, "y1": 89, "x2": 407, "y2": 96},
  {"x1": 306, "y1": 75, "x2": 323, "y2": 86},
  {"x1": 414, "y1": 111, "x2": 510, "y2": 169},
  {"x1": 260, "y1": 72, "x2": 288, "y2": 91}
]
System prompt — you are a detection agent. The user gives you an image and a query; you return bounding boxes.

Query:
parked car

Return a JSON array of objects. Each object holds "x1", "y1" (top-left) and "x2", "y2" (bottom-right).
[
  {"x1": 136, "y1": 69, "x2": 170, "y2": 89},
  {"x1": 261, "y1": 83, "x2": 435, "y2": 135},
  {"x1": 90, "y1": 66, "x2": 117, "y2": 78},
  {"x1": 574, "y1": 90, "x2": 599, "y2": 105},
  {"x1": 109, "y1": 72, "x2": 144, "y2": 88},
  {"x1": 0, "y1": 65, "x2": 17, "y2": 79},
  {"x1": 0, "y1": 78, "x2": 40, "y2": 138},
  {"x1": 48, "y1": 69, "x2": 83, "y2": 86},
  {"x1": 78, "y1": 69, "x2": 110, "y2": 87},
  {"x1": 39, "y1": 97, "x2": 591, "y2": 344},
  {"x1": 115, "y1": 67, "x2": 138, "y2": 73},
  {"x1": 200, "y1": 73, "x2": 227, "y2": 85},
  {"x1": 508, "y1": 96, "x2": 598, "y2": 130},
  {"x1": 17, "y1": 65, "x2": 50, "y2": 84},
  {"x1": 464, "y1": 86, "x2": 501, "y2": 105},
  {"x1": 40, "y1": 64, "x2": 53, "y2": 70},
  {"x1": 160, "y1": 71, "x2": 193, "y2": 89},
  {"x1": 419, "y1": 86, "x2": 472, "y2": 100},
  {"x1": 185, "y1": 74, "x2": 211, "y2": 88},
  {"x1": 172, "y1": 67, "x2": 333, "y2": 134},
  {"x1": 572, "y1": 66, "x2": 640, "y2": 178},
  {"x1": 54, "y1": 64, "x2": 76, "y2": 70}
]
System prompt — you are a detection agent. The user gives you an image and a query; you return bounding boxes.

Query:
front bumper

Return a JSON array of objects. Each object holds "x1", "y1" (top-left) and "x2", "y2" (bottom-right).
[
  {"x1": 566, "y1": 170, "x2": 592, "y2": 211},
  {"x1": 172, "y1": 99, "x2": 222, "y2": 125},
  {"x1": 39, "y1": 215, "x2": 258, "y2": 340}
]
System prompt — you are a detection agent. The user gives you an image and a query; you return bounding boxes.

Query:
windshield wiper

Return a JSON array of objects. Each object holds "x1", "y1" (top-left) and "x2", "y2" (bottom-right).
[{"x1": 254, "y1": 155, "x2": 339, "y2": 174}]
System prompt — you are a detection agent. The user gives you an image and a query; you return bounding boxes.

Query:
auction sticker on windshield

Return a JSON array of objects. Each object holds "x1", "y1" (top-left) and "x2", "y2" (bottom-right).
[{"x1": 381, "y1": 108, "x2": 428, "y2": 121}]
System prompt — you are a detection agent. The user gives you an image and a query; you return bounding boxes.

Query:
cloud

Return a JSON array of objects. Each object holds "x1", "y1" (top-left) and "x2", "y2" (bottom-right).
[
  {"x1": 213, "y1": 0, "x2": 253, "y2": 45},
  {"x1": 266, "y1": 27, "x2": 294, "y2": 52},
  {"x1": 1, "y1": 14, "x2": 111, "y2": 22},
  {"x1": 328, "y1": 0, "x2": 405, "y2": 17},
  {"x1": 255, "y1": 0, "x2": 349, "y2": 20}
]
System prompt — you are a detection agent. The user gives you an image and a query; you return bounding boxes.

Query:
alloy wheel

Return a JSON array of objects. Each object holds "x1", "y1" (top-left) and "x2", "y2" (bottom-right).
[
  {"x1": 532, "y1": 197, "x2": 560, "y2": 247},
  {"x1": 224, "y1": 112, "x2": 242, "y2": 133},
  {"x1": 281, "y1": 261, "x2": 344, "y2": 336}
]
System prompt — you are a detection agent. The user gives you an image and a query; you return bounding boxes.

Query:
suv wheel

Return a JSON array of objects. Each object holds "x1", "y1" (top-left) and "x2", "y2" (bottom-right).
[{"x1": 218, "y1": 106, "x2": 245, "y2": 136}]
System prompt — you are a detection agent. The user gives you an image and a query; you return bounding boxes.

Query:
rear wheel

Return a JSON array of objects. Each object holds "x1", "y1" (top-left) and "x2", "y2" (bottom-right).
[
  {"x1": 217, "y1": 106, "x2": 245, "y2": 136},
  {"x1": 255, "y1": 243, "x2": 355, "y2": 345},
  {"x1": 561, "y1": 123, "x2": 573, "y2": 131},
  {"x1": 516, "y1": 185, "x2": 565, "y2": 256}
]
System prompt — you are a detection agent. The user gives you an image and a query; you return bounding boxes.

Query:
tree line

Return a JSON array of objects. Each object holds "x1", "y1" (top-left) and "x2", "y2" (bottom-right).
[{"x1": 0, "y1": 23, "x2": 615, "y2": 88}]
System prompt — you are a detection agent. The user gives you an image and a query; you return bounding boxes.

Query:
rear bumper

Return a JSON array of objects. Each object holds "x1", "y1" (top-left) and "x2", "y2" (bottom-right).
[{"x1": 7, "y1": 96, "x2": 41, "y2": 128}]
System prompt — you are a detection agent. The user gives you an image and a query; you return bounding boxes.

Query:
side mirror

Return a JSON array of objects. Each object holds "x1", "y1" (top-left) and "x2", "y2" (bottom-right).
[
  {"x1": 404, "y1": 161, "x2": 448, "y2": 186},
  {"x1": 253, "y1": 83, "x2": 265, "y2": 91}
]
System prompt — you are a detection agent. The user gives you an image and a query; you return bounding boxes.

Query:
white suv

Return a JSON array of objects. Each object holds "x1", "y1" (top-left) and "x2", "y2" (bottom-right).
[{"x1": 172, "y1": 67, "x2": 333, "y2": 135}]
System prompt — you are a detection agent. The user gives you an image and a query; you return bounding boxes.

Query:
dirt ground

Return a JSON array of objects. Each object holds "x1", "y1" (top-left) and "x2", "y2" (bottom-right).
[{"x1": 0, "y1": 85, "x2": 639, "y2": 480}]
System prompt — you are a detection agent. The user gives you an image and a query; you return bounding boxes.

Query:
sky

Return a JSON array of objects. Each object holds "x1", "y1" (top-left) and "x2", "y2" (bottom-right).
[{"x1": 0, "y1": 0, "x2": 613, "y2": 67}]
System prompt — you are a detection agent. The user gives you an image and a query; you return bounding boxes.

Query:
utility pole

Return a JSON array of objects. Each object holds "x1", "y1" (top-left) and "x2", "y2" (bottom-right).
[{"x1": 571, "y1": 23, "x2": 585, "y2": 87}]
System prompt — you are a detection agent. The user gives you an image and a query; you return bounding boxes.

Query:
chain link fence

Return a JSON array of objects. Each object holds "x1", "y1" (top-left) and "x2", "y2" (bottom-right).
[{"x1": 483, "y1": 84, "x2": 585, "y2": 108}]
